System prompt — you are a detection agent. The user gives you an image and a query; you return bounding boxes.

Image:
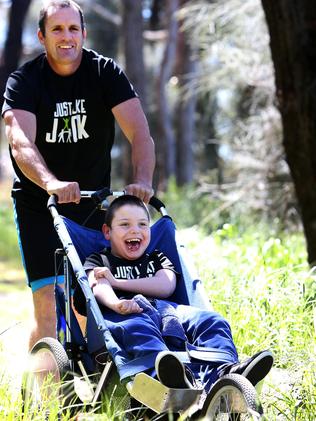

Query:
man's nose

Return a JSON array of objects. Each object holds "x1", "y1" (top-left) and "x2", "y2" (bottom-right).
[{"x1": 61, "y1": 29, "x2": 72, "y2": 39}]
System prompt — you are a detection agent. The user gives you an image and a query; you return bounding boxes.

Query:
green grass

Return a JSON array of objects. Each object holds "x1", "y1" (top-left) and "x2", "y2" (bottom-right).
[
  {"x1": 0, "y1": 203, "x2": 20, "y2": 263},
  {"x1": 179, "y1": 223, "x2": 316, "y2": 420}
]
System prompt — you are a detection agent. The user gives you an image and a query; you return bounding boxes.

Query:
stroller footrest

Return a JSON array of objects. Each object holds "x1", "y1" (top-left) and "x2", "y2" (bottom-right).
[{"x1": 127, "y1": 372, "x2": 203, "y2": 414}]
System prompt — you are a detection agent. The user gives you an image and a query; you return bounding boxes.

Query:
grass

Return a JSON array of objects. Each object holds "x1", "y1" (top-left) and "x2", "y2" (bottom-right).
[
  {"x1": 0, "y1": 202, "x2": 21, "y2": 264},
  {"x1": 1, "y1": 182, "x2": 316, "y2": 419},
  {"x1": 179, "y1": 223, "x2": 316, "y2": 420}
]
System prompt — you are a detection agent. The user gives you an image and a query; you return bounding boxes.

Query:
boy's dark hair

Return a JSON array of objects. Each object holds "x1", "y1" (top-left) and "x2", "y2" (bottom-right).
[
  {"x1": 39, "y1": 0, "x2": 85, "y2": 36},
  {"x1": 105, "y1": 195, "x2": 150, "y2": 227}
]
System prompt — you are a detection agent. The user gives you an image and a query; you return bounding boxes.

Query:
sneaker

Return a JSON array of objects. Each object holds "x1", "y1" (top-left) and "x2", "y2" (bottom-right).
[
  {"x1": 155, "y1": 351, "x2": 196, "y2": 389},
  {"x1": 218, "y1": 350, "x2": 274, "y2": 386}
]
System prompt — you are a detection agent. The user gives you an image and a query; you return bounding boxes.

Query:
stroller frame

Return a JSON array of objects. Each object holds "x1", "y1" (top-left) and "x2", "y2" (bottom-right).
[{"x1": 23, "y1": 188, "x2": 265, "y2": 420}]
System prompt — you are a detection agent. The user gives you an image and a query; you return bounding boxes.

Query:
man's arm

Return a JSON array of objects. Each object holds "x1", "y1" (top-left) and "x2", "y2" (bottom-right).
[
  {"x1": 3, "y1": 109, "x2": 81, "y2": 203},
  {"x1": 112, "y1": 97, "x2": 155, "y2": 203}
]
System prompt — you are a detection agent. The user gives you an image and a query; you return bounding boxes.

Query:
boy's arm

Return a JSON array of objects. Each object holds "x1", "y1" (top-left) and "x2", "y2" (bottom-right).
[
  {"x1": 103, "y1": 268, "x2": 177, "y2": 299},
  {"x1": 87, "y1": 269, "x2": 142, "y2": 315}
]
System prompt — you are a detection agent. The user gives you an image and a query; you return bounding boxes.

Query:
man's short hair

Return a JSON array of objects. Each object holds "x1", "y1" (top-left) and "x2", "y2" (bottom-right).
[
  {"x1": 39, "y1": 0, "x2": 85, "y2": 36},
  {"x1": 105, "y1": 195, "x2": 150, "y2": 227}
]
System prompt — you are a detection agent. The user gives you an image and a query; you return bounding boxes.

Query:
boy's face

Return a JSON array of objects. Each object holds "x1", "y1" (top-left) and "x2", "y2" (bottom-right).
[{"x1": 102, "y1": 204, "x2": 150, "y2": 260}]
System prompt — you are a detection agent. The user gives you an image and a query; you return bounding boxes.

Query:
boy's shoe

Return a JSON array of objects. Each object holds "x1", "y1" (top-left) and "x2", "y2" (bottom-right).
[
  {"x1": 155, "y1": 351, "x2": 196, "y2": 389},
  {"x1": 218, "y1": 350, "x2": 274, "y2": 386}
]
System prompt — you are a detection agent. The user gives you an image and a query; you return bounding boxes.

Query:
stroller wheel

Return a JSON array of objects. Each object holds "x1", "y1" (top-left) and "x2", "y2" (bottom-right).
[
  {"x1": 200, "y1": 374, "x2": 264, "y2": 420},
  {"x1": 21, "y1": 337, "x2": 74, "y2": 417}
]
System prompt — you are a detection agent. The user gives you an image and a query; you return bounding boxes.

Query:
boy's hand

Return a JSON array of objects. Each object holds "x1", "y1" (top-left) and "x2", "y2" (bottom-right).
[
  {"x1": 114, "y1": 299, "x2": 143, "y2": 315},
  {"x1": 94, "y1": 267, "x2": 116, "y2": 283}
]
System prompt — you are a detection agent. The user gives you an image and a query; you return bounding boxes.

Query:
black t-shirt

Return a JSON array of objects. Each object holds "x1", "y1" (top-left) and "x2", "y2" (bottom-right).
[
  {"x1": 84, "y1": 248, "x2": 175, "y2": 281},
  {"x1": 74, "y1": 248, "x2": 176, "y2": 315},
  {"x1": 2, "y1": 48, "x2": 137, "y2": 198}
]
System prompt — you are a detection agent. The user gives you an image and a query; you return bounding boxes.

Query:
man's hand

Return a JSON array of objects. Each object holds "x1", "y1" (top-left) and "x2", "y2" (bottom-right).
[
  {"x1": 46, "y1": 180, "x2": 81, "y2": 204},
  {"x1": 125, "y1": 182, "x2": 154, "y2": 203}
]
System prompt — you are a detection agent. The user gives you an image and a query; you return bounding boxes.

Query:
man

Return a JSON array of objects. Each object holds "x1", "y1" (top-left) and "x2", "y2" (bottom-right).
[{"x1": 1, "y1": 0, "x2": 155, "y2": 350}]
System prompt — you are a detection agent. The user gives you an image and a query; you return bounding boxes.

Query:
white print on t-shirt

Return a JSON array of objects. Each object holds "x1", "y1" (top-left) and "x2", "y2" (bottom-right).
[
  {"x1": 46, "y1": 99, "x2": 89, "y2": 143},
  {"x1": 114, "y1": 261, "x2": 156, "y2": 279}
]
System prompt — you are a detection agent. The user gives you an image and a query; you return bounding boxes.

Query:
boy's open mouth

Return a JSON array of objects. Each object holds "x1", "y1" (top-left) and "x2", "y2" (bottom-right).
[{"x1": 126, "y1": 238, "x2": 141, "y2": 251}]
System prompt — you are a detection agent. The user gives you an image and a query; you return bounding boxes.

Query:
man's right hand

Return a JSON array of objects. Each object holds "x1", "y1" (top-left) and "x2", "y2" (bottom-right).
[{"x1": 46, "y1": 180, "x2": 81, "y2": 204}]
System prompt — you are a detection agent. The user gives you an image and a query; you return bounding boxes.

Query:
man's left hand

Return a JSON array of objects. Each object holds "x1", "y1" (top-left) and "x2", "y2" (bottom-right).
[{"x1": 125, "y1": 183, "x2": 154, "y2": 203}]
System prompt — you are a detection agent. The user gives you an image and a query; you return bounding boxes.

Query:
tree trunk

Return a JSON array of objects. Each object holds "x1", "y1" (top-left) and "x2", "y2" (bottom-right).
[
  {"x1": 261, "y1": 1, "x2": 316, "y2": 264},
  {"x1": 156, "y1": 0, "x2": 179, "y2": 189},
  {"x1": 121, "y1": 0, "x2": 146, "y2": 184},
  {"x1": 175, "y1": 24, "x2": 197, "y2": 186},
  {"x1": 0, "y1": 0, "x2": 32, "y2": 109}
]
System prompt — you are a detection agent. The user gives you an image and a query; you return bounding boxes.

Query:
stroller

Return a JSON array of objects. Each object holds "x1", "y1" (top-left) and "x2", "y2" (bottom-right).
[{"x1": 22, "y1": 188, "x2": 265, "y2": 420}]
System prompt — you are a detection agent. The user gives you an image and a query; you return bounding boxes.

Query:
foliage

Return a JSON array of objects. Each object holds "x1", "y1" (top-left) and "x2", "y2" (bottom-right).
[
  {"x1": 159, "y1": 179, "x2": 301, "y2": 239},
  {"x1": 158, "y1": 178, "x2": 220, "y2": 229},
  {"x1": 0, "y1": 203, "x2": 20, "y2": 263},
  {"x1": 177, "y1": 0, "x2": 296, "y2": 223}
]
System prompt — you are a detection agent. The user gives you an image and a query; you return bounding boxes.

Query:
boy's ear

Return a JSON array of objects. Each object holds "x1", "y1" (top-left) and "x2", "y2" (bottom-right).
[{"x1": 102, "y1": 223, "x2": 111, "y2": 240}]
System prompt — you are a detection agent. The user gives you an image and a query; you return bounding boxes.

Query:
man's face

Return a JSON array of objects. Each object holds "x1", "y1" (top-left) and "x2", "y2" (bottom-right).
[
  {"x1": 103, "y1": 204, "x2": 151, "y2": 261},
  {"x1": 37, "y1": 5, "x2": 86, "y2": 75}
]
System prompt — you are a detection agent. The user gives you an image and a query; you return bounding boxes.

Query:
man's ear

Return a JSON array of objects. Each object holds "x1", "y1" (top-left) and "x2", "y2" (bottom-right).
[
  {"x1": 37, "y1": 29, "x2": 45, "y2": 45},
  {"x1": 102, "y1": 223, "x2": 111, "y2": 241}
]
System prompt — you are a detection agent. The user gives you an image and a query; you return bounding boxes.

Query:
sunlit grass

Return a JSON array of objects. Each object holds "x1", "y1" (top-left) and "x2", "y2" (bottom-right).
[
  {"x1": 179, "y1": 222, "x2": 316, "y2": 420},
  {"x1": 0, "y1": 204, "x2": 21, "y2": 263}
]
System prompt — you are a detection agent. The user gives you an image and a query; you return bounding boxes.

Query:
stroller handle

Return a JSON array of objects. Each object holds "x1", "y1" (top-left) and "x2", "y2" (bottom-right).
[{"x1": 47, "y1": 188, "x2": 168, "y2": 216}]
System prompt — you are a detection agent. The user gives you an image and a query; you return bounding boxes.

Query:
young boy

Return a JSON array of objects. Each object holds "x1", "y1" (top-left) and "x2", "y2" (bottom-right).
[{"x1": 77, "y1": 195, "x2": 273, "y2": 391}]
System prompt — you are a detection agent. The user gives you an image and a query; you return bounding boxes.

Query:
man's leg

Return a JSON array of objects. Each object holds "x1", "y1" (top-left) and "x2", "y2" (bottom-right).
[
  {"x1": 29, "y1": 284, "x2": 57, "y2": 350},
  {"x1": 13, "y1": 195, "x2": 103, "y2": 349}
]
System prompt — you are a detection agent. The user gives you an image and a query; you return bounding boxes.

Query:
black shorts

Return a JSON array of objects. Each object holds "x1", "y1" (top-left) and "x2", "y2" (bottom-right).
[{"x1": 13, "y1": 189, "x2": 104, "y2": 292}]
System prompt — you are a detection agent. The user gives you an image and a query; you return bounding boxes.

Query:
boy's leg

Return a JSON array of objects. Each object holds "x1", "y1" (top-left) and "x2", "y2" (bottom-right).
[
  {"x1": 103, "y1": 308, "x2": 170, "y2": 380},
  {"x1": 171, "y1": 304, "x2": 238, "y2": 391},
  {"x1": 172, "y1": 304, "x2": 273, "y2": 390},
  {"x1": 175, "y1": 304, "x2": 238, "y2": 360}
]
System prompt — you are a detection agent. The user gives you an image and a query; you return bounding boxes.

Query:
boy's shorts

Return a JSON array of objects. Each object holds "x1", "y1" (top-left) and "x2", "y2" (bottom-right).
[{"x1": 12, "y1": 189, "x2": 104, "y2": 292}]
